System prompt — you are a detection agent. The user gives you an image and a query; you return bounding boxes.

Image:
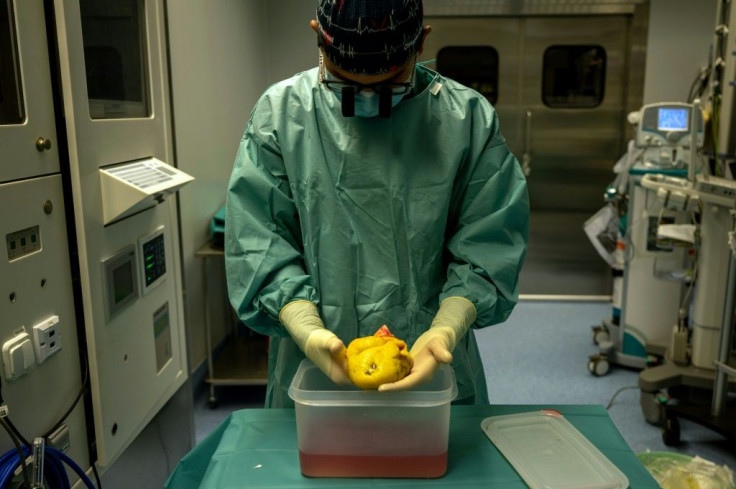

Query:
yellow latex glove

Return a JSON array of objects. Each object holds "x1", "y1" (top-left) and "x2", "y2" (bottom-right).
[
  {"x1": 378, "y1": 297, "x2": 476, "y2": 392},
  {"x1": 279, "y1": 300, "x2": 350, "y2": 385}
]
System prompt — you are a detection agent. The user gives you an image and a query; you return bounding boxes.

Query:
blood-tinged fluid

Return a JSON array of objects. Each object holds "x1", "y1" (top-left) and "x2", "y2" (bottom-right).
[{"x1": 299, "y1": 451, "x2": 448, "y2": 478}]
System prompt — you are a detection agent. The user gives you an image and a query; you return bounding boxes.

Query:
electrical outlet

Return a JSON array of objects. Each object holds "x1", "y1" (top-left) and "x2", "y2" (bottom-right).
[
  {"x1": 32, "y1": 315, "x2": 61, "y2": 364},
  {"x1": 2, "y1": 331, "x2": 34, "y2": 380}
]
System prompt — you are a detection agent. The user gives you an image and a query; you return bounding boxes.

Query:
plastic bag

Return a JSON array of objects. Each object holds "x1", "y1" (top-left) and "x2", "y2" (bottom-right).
[
  {"x1": 584, "y1": 204, "x2": 620, "y2": 267},
  {"x1": 637, "y1": 451, "x2": 736, "y2": 489}
]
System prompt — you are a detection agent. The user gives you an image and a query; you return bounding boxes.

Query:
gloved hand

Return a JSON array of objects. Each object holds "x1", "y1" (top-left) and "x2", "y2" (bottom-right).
[
  {"x1": 378, "y1": 297, "x2": 476, "y2": 392},
  {"x1": 279, "y1": 300, "x2": 350, "y2": 385}
]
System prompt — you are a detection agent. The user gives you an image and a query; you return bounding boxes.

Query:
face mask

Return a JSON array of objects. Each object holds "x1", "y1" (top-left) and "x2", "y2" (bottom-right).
[
  {"x1": 352, "y1": 89, "x2": 407, "y2": 118},
  {"x1": 322, "y1": 64, "x2": 413, "y2": 118}
]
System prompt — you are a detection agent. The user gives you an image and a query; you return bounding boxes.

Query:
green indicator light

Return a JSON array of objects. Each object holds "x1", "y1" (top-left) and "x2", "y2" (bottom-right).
[{"x1": 147, "y1": 263, "x2": 154, "y2": 269}]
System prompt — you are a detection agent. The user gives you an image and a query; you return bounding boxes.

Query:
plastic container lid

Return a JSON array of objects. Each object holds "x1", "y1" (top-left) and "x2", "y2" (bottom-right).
[
  {"x1": 481, "y1": 410, "x2": 630, "y2": 489},
  {"x1": 288, "y1": 360, "x2": 458, "y2": 407}
]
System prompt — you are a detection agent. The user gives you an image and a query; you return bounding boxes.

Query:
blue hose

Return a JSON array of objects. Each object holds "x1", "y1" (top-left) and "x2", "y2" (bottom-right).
[
  {"x1": 0, "y1": 446, "x2": 28, "y2": 487},
  {"x1": 0, "y1": 445, "x2": 95, "y2": 488},
  {"x1": 47, "y1": 447, "x2": 96, "y2": 488}
]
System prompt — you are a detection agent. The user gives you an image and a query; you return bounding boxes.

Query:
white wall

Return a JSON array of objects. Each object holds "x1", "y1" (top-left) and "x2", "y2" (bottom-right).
[
  {"x1": 167, "y1": 0, "x2": 269, "y2": 371},
  {"x1": 264, "y1": 0, "x2": 318, "y2": 84},
  {"x1": 643, "y1": 0, "x2": 718, "y2": 104}
]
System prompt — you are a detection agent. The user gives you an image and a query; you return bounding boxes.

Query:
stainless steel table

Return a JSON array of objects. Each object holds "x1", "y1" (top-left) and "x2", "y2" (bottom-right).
[{"x1": 195, "y1": 241, "x2": 268, "y2": 407}]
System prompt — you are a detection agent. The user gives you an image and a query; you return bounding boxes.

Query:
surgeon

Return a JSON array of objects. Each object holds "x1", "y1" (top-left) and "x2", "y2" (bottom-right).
[{"x1": 225, "y1": 0, "x2": 529, "y2": 408}]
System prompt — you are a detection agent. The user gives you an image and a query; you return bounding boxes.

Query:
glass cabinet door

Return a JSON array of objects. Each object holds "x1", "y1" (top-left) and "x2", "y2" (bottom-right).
[
  {"x1": 0, "y1": 0, "x2": 24, "y2": 125},
  {"x1": 0, "y1": 0, "x2": 59, "y2": 183},
  {"x1": 79, "y1": 0, "x2": 150, "y2": 119}
]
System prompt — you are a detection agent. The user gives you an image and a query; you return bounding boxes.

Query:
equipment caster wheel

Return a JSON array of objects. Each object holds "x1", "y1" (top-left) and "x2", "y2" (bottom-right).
[
  {"x1": 662, "y1": 415, "x2": 681, "y2": 446},
  {"x1": 588, "y1": 355, "x2": 610, "y2": 377},
  {"x1": 591, "y1": 325, "x2": 610, "y2": 346},
  {"x1": 208, "y1": 397, "x2": 219, "y2": 409}
]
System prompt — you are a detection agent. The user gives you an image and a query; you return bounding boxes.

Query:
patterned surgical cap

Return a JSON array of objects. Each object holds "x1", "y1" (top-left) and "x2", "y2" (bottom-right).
[{"x1": 316, "y1": 0, "x2": 424, "y2": 75}]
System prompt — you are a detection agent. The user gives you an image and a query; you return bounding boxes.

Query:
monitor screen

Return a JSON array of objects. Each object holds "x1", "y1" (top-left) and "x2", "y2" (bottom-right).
[
  {"x1": 658, "y1": 108, "x2": 688, "y2": 131},
  {"x1": 112, "y1": 261, "x2": 135, "y2": 305}
]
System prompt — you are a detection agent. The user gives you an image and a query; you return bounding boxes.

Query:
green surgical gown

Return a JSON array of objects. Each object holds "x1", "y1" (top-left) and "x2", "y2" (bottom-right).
[{"x1": 225, "y1": 65, "x2": 529, "y2": 407}]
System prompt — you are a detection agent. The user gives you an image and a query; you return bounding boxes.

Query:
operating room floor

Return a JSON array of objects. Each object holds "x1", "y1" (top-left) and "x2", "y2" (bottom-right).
[{"x1": 192, "y1": 300, "x2": 735, "y2": 472}]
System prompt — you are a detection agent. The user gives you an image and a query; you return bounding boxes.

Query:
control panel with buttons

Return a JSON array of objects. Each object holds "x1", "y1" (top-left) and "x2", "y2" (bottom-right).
[{"x1": 139, "y1": 227, "x2": 167, "y2": 294}]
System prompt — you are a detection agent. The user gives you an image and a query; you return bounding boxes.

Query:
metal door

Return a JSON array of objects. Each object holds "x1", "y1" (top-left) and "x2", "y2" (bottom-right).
[
  {"x1": 0, "y1": 0, "x2": 59, "y2": 181},
  {"x1": 421, "y1": 13, "x2": 639, "y2": 296},
  {"x1": 519, "y1": 16, "x2": 629, "y2": 296},
  {"x1": 421, "y1": 18, "x2": 522, "y2": 156}
]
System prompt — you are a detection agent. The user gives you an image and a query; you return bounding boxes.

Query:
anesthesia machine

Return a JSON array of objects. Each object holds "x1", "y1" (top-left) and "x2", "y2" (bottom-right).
[
  {"x1": 636, "y1": 0, "x2": 736, "y2": 444},
  {"x1": 637, "y1": 157, "x2": 736, "y2": 444},
  {"x1": 588, "y1": 102, "x2": 703, "y2": 377}
]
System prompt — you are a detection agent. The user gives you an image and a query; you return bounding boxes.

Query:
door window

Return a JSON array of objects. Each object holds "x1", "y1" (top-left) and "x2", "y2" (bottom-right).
[
  {"x1": 80, "y1": 0, "x2": 150, "y2": 119},
  {"x1": 0, "y1": 0, "x2": 24, "y2": 125},
  {"x1": 542, "y1": 45, "x2": 606, "y2": 108},
  {"x1": 436, "y1": 46, "x2": 499, "y2": 105}
]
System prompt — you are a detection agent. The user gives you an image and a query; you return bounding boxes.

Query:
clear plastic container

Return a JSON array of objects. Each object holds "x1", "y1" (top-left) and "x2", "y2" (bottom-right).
[
  {"x1": 481, "y1": 410, "x2": 630, "y2": 489},
  {"x1": 287, "y1": 359, "x2": 458, "y2": 478}
]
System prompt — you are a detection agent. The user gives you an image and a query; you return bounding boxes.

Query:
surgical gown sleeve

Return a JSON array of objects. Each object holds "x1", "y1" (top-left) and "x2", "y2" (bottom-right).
[
  {"x1": 441, "y1": 107, "x2": 529, "y2": 328},
  {"x1": 225, "y1": 104, "x2": 317, "y2": 337}
]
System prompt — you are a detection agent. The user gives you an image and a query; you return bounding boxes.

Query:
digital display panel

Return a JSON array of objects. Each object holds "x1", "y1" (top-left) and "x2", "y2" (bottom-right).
[
  {"x1": 112, "y1": 261, "x2": 135, "y2": 304},
  {"x1": 103, "y1": 245, "x2": 138, "y2": 320},
  {"x1": 658, "y1": 108, "x2": 688, "y2": 131}
]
